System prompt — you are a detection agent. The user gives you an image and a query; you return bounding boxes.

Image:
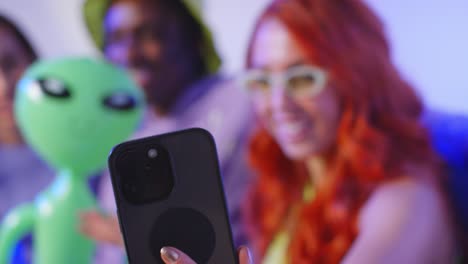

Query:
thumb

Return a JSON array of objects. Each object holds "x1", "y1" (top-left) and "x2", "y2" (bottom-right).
[{"x1": 160, "y1": 247, "x2": 196, "y2": 264}]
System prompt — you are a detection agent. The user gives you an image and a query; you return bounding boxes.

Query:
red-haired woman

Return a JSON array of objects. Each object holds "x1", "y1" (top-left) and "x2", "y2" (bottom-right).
[
  {"x1": 81, "y1": 0, "x2": 458, "y2": 263},
  {"x1": 239, "y1": 0, "x2": 456, "y2": 263}
]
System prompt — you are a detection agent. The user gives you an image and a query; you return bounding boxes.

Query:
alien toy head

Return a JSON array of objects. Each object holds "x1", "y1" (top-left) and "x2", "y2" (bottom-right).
[{"x1": 14, "y1": 57, "x2": 145, "y2": 177}]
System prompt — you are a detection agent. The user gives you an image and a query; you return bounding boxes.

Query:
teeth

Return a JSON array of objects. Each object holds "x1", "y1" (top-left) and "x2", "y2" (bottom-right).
[
  {"x1": 130, "y1": 71, "x2": 149, "y2": 86},
  {"x1": 279, "y1": 122, "x2": 304, "y2": 135}
]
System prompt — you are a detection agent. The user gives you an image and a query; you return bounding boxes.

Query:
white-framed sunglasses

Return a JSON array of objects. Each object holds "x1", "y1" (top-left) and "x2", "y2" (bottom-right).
[{"x1": 239, "y1": 65, "x2": 328, "y2": 99}]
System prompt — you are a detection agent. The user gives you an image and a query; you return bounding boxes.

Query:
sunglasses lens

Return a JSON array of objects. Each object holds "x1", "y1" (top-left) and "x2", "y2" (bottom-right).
[
  {"x1": 287, "y1": 67, "x2": 326, "y2": 97},
  {"x1": 288, "y1": 73, "x2": 316, "y2": 92},
  {"x1": 245, "y1": 75, "x2": 270, "y2": 94}
]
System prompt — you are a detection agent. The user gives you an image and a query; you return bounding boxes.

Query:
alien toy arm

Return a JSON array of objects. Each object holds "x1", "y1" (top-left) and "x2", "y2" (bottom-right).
[{"x1": 0, "y1": 203, "x2": 35, "y2": 264}]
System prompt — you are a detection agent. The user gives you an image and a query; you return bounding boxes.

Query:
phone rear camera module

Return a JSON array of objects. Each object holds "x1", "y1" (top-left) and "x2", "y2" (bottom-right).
[
  {"x1": 148, "y1": 148, "x2": 158, "y2": 159},
  {"x1": 117, "y1": 145, "x2": 174, "y2": 204}
]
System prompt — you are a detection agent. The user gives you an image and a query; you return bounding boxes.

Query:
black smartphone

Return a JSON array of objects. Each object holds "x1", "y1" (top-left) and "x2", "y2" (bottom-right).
[{"x1": 108, "y1": 128, "x2": 238, "y2": 264}]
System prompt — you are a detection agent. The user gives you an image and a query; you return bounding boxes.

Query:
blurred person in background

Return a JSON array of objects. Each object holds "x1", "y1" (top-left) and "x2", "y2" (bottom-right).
[
  {"x1": 79, "y1": 0, "x2": 252, "y2": 261},
  {"x1": 0, "y1": 14, "x2": 53, "y2": 220},
  {"x1": 236, "y1": 0, "x2": 457, "y2": 262}
]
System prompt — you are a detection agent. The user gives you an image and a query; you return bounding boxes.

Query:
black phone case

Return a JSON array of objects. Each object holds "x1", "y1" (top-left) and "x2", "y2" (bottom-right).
[{"x1": 108, "y1": 128, "x2": 238, "y2": 264}]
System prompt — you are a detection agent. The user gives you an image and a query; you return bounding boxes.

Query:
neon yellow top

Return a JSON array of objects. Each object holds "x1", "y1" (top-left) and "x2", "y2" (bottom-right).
[
  {"x1": 262, "y1": 184, "x2": 315, "y2": 264},
  {"x1": 263, "y1": 230, "x2": 289, "y2": 264}
]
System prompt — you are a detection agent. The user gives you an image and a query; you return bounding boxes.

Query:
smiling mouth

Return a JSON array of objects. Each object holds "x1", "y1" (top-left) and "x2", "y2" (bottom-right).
[
  {"x1": 129, "y1": 69, "x2": 151, "y2": 87},
  {"x1": 277, "y1": 121, "x2": 310, "y2": 143}
]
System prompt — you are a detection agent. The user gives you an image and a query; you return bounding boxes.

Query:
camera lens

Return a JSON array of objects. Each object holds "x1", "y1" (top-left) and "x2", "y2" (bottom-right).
[
  {"x1": 118, "y1": 145, "x2": 173, "y2": 204},
  {"x1": 148, "y1": 148, "x2": 158, "y2": 159}
]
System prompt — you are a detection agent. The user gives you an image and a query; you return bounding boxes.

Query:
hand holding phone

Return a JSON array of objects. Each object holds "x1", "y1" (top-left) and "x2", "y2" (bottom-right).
[
  {"x1": 108, "y1": 128, "x2": 239, "y2": 264},
  {"x1": 160, "y1": 246, "x2": 252, "y2": 264}
]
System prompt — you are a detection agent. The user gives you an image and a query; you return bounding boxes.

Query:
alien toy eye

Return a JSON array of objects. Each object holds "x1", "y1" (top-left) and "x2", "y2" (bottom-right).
[
  {"x1": 37, "y1": 78, "x2": 71, "y2": 98},
  {"x1": 103, "y1": 91, "x2": 137, "y2": 111}
]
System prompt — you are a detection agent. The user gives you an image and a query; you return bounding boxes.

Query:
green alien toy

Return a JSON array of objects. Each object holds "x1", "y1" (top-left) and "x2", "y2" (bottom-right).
[{"x1": 0, "y1": 57, "x2": 144, "y2": 263}]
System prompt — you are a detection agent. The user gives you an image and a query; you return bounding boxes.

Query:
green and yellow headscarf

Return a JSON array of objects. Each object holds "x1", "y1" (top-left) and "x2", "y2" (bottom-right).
[{"x1": 83, "y1": 0, "x2": 221, "y2": 73}]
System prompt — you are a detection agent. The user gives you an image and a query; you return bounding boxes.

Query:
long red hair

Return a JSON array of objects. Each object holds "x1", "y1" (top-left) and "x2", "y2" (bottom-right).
[{"x1": 243, "y1": 0, "x2": 439, "y2": 262}]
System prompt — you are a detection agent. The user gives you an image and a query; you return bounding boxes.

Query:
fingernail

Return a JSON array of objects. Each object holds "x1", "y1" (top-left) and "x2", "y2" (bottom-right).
[
  {"x1": 240, "y1": 246, "x2": 253, "y2": 263},
  {"x1": 161, "y1": 247, "x2": 179, "y2": 262},
  {"x1": 246, "y1": 248, "x2": 253, "y2": 263}
]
